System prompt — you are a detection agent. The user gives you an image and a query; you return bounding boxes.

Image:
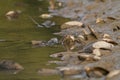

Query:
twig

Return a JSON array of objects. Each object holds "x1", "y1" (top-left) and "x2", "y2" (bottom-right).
[
  {"x1": 87, "y1": 25, "x2": 99, "y2": 39},
  {"x1": 28, "y1": 16, "x2": 43, "y2": 27}
]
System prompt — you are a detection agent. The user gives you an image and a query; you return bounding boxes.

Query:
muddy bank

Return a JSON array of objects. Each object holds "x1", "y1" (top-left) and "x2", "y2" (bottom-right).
[{"x1": 41, "y1": 0, "x2": 120, "y2": 80}]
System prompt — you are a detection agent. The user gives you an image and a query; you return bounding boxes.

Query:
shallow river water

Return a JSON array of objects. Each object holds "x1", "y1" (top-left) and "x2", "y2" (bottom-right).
[{"x1": 0, "y1": 0, "x2": 66, "y2": 80}]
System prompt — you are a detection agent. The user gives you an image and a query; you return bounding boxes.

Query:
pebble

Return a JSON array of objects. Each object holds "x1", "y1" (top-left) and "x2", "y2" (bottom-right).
[{"x1": 39, "y1": 14, "x2": 53, "y2": 19}]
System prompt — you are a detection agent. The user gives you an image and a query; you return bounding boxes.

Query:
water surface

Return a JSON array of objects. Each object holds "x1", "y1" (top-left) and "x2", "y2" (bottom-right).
[{"x1": 0, "y1": 0, "x2": 67, "y2": 80}]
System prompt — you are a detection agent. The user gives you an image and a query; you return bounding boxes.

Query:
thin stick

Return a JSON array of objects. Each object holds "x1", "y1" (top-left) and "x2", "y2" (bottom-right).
[
  {"x1": 28, "y1": 16, "x2": 43, "y2": 27},
  {"x1": 87, "y1": 25, "x2": 98, "y2": 39}
]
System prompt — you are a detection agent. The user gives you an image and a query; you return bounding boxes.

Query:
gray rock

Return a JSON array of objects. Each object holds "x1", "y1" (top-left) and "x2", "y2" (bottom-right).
[
  {"x1": 83, "y1": 41, "x2": 115, "y2": 56},
  {"x1": 42, "y1": 20, "x2": 55, "y2": 28},
  {"x1": 47, "y1": 38, "x2": 59, "y2": 46},
  {"x1": 31, "y1": 38, "x2": 59, "y2": 47}
]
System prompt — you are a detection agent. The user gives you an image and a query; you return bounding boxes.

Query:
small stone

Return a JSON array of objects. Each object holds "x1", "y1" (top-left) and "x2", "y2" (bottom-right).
[
  {"x1": 78, "y1": 53, "x2": 101, "y2": 61},
  {"x1": 31, "y1": 40, "x2": 43, "y2": 45},
  {"x1": 47, "y1": 38, "x2": 59, "y2": 46},
  {"x1": 31, "y1": 40, "x2": 46, "y2": 47},
  {"x1": 50, "y1": 52, "x2": 63, "y2": 58},
  {"x1": 78, "y1": 35, "x2": 85, "y2": 40},
  {"x1": 0, "y1": 60, "x2": 24, "y2": 70},
  {"x1": 96, "y1": 18, "x2": 105, "y2": 23},
  {"x1": 42, "y1": 20, "x2": 55, "y2": 28},
  {"x1": 92, "y1": 41, "x2": 114, "y2": 49},
  {"x1": 85, "y1": 67, "x2": 109, "y2": 78},
  {"x1": 39, "y1": 14, "x2": 53, "y2": 19},
  {"x1": 5, "y1": 10, "x2": 21, "y2": 20},
  {"x1": 103, "y1": 34, "x2": 111, "y2": 39},
  {"x1": 106, "y1": 70, "x2": 120, "y2": 80},
  {"x1": 58, "y1": 67, "x2": 87, "y2": 78},
  {"x1": 93, "y1": 49, "x2": 101, "y2": 56},
  {"x1": 61, "y1": 21, "x2": 84, "y2": 29}
]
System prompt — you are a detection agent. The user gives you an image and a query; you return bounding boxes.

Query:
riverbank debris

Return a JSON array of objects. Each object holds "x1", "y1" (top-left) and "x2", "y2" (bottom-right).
[{"x1": 61, "y1": 35, "x2": 76, "y2": 51}]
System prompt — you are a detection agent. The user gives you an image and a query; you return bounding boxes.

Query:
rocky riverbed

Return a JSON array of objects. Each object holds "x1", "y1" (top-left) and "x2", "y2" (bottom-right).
[{"x1": 39, "y1": 0, "x2": 120, "y2": 80}]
